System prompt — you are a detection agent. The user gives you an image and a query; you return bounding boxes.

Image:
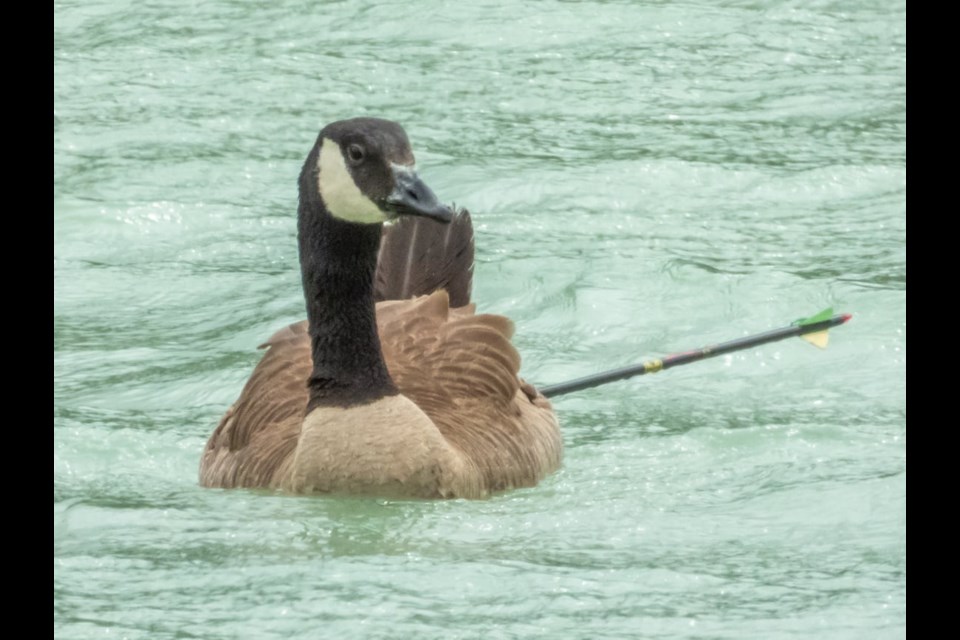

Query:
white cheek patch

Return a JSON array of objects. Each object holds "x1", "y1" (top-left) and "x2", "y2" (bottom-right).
[{"x1": 317, "y1": 138, "x2": 388, "y2": 224}]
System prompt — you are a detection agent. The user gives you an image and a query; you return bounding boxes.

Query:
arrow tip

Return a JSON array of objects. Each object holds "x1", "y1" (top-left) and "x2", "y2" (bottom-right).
[{"x1": 840, "y1": 313, "x2": 852, "y2": 324}]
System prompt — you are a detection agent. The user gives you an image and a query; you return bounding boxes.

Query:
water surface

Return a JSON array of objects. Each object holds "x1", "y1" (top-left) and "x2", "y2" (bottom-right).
[{"x1": 54, "y1": 1, "x2": 906, "y2": 638}]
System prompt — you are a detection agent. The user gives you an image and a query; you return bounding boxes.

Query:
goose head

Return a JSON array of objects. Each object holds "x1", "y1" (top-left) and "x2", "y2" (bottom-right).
[{"x1": 313, "y1": 117, "x2": 453, "y2": 225}]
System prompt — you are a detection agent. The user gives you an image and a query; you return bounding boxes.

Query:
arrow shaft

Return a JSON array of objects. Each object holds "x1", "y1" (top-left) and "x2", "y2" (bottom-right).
[{"x1": 538, "y1": 314, "x2": 849, "y2": 398}]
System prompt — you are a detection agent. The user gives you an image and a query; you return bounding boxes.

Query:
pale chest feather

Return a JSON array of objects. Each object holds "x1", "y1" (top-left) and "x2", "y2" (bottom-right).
[{"x1": 283, "y1": 394, "x2": 485, "y2": 498}]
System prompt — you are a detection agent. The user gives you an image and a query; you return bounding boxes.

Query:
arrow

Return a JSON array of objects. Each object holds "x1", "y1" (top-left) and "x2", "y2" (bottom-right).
[{"x1": 538, "y1": 309, "x2": 852, "y2": 398}]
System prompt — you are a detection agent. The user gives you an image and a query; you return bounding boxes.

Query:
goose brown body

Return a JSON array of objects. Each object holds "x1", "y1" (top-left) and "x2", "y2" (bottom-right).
[{"x1": 199, "y1": 118, "x2": 561, "y2": 498}]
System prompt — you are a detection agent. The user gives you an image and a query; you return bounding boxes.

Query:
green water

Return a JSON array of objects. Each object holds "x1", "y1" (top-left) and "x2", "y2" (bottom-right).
[{"x1": 54, "y1": 1, "x2": 906, "y2": 638}]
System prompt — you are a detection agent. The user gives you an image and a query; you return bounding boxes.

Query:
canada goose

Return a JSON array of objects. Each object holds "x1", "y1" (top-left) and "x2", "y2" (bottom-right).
[{"x1": 200, "y1": 117, "x2": 562, "y2": 498}]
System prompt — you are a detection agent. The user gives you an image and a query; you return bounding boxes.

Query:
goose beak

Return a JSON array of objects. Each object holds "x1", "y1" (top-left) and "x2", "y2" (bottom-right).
[{"x1": 384, "y1": 167, "x2": 454, "y2": 224}]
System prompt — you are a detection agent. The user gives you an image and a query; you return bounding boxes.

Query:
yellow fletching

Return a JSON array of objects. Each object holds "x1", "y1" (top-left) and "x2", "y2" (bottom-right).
[{"x1": 801, "y1": 330, "x2": 829, "y2": 349}]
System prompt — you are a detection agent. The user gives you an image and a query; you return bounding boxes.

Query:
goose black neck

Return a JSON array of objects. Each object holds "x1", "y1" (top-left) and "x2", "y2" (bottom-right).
[{"x1": 298, "y1": 168, "x2": 398, "y2": 411}]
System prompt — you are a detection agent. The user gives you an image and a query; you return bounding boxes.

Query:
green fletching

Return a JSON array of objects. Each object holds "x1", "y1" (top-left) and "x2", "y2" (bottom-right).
[{"x1": 794, "y1": 307, "x2": 833, "y2": 326}]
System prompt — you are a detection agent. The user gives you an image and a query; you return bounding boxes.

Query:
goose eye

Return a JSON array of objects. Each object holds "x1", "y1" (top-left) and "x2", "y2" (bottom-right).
[{"x1": 347, "y1": 144, "x2": 366, "y2": 164}]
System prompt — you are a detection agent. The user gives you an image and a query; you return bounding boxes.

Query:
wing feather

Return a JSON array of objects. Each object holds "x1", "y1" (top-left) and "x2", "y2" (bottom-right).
[{"x1": 374, "y1": 208, "x2": 474, "y2": 306}]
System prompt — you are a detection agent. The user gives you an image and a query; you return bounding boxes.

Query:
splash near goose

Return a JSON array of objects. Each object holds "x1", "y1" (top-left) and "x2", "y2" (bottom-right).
[{"x1": 199, "y1": 118, "x2": 562, "y2": 498}]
